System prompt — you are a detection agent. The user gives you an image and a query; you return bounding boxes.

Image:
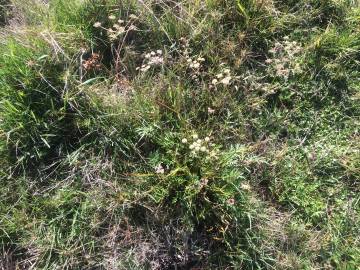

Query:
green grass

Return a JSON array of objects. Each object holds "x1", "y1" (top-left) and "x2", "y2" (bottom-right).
[{"x1": 0, "y1": 0, "x2": 359, "y2": 269}]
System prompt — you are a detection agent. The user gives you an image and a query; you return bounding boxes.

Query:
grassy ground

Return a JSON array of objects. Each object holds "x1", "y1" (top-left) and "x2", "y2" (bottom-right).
[{"x1": 0, "y1": 0, "x2": 359, "y2": 269}]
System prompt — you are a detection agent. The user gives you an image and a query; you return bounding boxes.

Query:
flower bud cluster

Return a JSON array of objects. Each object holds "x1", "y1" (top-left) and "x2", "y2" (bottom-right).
[
  {"x1": 136, "y1": 50, "x2": 164, "y2": 73},
  {"x1": 181, "y1": 134, "x2": 219, "y2": 158}
]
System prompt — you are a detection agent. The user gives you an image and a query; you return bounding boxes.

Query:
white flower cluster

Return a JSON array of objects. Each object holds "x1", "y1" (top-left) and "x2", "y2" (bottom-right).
[
  {"x1": 265, "y1": 37, "x2": 303, "y2": 80},
  {"x1": 136, "y1": 50, "x2": 164, "y2": 72},
  {"x1": 241, "y1": 182, "x2": 251, "y2": 191},
  {"x1": 211, "y1": 67, "x2": 232, "y2": 86},
  {"x1": 181, "y1": 134, "x2": 218, "y2": 158},
  {"x1": 155, "y1": 163, "x2": 165, "y2": 174},
  {"x1": 107, "y1": 22, "x2": 126, "y2": 41},
  {"x1": 210, "y1": 65, "x2": 239, "y2": 89},
  {"x1": 176, "y1": 37, "x2": 240, "y2": 88},
  {"x1": 186, "y1": 56, "x2": 205, "y2": 70},
  {"x1": 185, "y1": 56, "x2": 206, "y2": 81},
  {"x1": 179, "y1": 37, "x2": 191, "y2": 58},
  {"x1": 93, "y1": 14, "x2": 138, "y2": 41},
  {"x1": 178, "y1": 37, "x2": 206, "y2": 81}
]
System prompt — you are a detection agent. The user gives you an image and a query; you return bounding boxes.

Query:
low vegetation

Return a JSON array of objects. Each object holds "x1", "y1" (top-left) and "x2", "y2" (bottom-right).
[{"x1": 0, "y1": 0, "x2": 359, "y2": 269}]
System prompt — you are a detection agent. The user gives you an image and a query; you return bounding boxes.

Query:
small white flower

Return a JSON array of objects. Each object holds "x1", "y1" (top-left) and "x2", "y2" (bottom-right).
[
  {"x1": 155, "y1": 164, "x2": 165, "y2": 174},
  {"x1": 200, "y1": 178, "x2": 209, "y2": 187},
  {"x1": 191, "y1": 61, "x2": 200, "y2": 69},
  {"x1": 192, "y1": 134, "x2": 198, "y2": 139},
  {"x1": 221, "y1": 76, "x2": 232, "y2": 85},
  {"x1": 241, "y1": 183, "x2": 251, "y2": 191},
  {"x1": 200, "y1": 146, "x2": 207, "y2": 152},
  {"x1": 181, "y1": 138, "x2": 188, "y2": 143},
  {"x1": 223, "y1": 68, "x2": 231, "y2": 74},
  {"x1": 294, "y1": 63, "x2": 302, "y2": 74},
  {"x1": 207, "y1": 107, "x2": 215, "y2": 114},
  {"x1": 211, "y1": 79, "x2": 218, "y2": 85},
  {"x1": 156, "y1": 50, "x2": 162, "y2": 55},
  {"x1": 205, "y1": 137, "x2": 210, "y2": 142},
  {"x1": 189, "y1": 144, "x2": 195, "y2": 150},
  {"x1": 129, "y1": 14, "x2": 138, "y2": 20},
  {"x1": 148, "y1": 56, "x2": 163, "y2": 65},
  {"x1": 108, "y1": 34, "x2": 117, "y2": 40},
  {"x1": 269, "y1": 48, "x2": 276, "y2": 54},
  {"x1": 117, "y1": 27, "x2": 125, "y2": 34},
  {"x1": 216, "y1": 73, "x2": 224, "y2": 79},
  {"x1": 150, "y1": 51, "x2": 156, "y2": 56},
  {"x1": 197, "y1": 57, "x2": 205, "y2": 62},
  {"x1": 140, "y1": 65, "x2": 150, "y2": 72},
  {"x1": 118, "y1": 19, "x2": 124, "y2": 24},
  {"x1": 195, "y1": 146, "x2": 200, "y2": 151},
  {"x1": 108, "y1": 15, "x2": 116, "y2": 20},
  {"x1": 196, "y1": 139, "x2": 202, "y2": 144},
  {"x1": 93, "y1": 22, "x2": 102, "y2": 28}
]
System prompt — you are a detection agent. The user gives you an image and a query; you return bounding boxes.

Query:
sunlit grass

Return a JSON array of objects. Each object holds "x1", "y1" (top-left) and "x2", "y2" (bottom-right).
[{"x1": 0, "y1": 0, "x2": 359, "y2": 269}]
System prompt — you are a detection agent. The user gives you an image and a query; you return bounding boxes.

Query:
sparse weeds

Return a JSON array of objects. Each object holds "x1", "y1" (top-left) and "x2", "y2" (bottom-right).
[{"x1": 0, "y1": 0, "x2": 359, "y2": 269}]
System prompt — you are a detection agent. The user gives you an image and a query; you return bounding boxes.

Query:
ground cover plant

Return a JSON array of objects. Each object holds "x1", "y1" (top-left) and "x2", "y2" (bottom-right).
[{"x1": 0, "y1": 0, "x2": 359, "y2": 269}]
